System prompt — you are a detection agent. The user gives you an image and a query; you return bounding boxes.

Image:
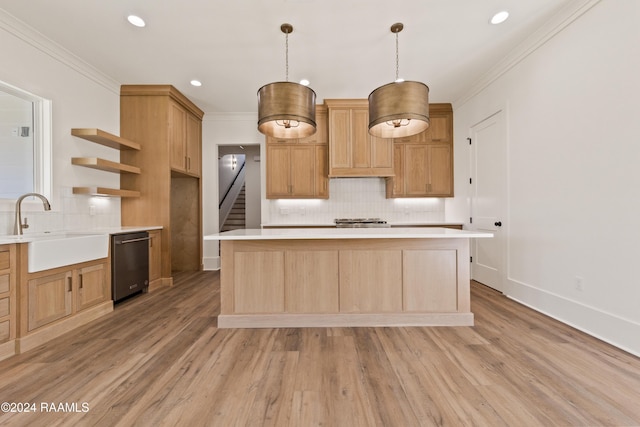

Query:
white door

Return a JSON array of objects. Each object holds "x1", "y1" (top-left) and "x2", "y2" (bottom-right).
[{"x1": 470, "y1": 110, "x2": 507, "y2": 292}]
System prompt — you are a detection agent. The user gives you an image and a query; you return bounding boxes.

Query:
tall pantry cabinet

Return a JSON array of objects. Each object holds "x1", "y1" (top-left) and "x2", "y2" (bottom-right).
[{"x1": 119, "y1": 85, "x2": 204, "y2": 283}]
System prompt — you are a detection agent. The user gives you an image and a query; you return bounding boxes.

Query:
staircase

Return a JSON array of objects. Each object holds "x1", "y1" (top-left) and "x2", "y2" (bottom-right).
[{"x1": 221, "y1": 185, "x2": 246, "y2": 231}]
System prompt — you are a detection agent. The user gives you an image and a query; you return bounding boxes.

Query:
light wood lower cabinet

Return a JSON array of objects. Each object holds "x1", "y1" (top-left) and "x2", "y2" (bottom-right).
[
  {"x1": 0, "y1": 244, "x2": 16, "y2": 361},
  {"x1": 27, "y1": 271, "x2": 73, "y2": 331},
  {"x1": 16, "y1": 250, "x2": 113, "y2": 353},
  {"x1": 26, "y1": 261, "x2": 109, "y2": 332},
  {"x1": 148, "y1": 229, "x2": 162, "y2": 289}
]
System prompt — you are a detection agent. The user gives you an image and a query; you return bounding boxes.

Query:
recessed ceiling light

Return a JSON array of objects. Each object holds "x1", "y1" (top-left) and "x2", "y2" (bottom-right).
[
  {"x1": 490, "y1": 11, "x2": 509, "y2": 25},
  {"x1": 127, "y1": 15, "x2": 146, "y2": 28},
  {"x1": 299, "y1": 79, "x2": 310, "y2": 86},
  {"x1": 190, "y1": 80, "x2": 202, "y2": 87}
]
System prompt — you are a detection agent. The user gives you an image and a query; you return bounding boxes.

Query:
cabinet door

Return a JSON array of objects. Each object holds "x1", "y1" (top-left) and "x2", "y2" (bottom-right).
[
  {"x1": 76, "y1": 263, "x2": 109, "y2": 312},
  {"x1": 266, "y1": 145, "x2": 292, "y2": 198},
  {"x1": 185, "y1": 113, "x2": 201, "y2": 176},
  {"x1": 426, "y1": 114, "x2": 452, "y2": 144},
  {"x1": 405, "y1": 145, "x2": 430, "y2": 195},
  {"x1": 28, "y1": 271, "x2": 73, "y2": 331},
  {"x1": 315, "y1": 145, "x2": 329, "y2": 198},
  {"x1": 386, "y1": 144, "x2": 405, "y2": 197},
  {"x1": 149, "y1": 230, "x2": 162, "y2": 283},
  {"x1": 371, "y1": 135, "x2": 393, "y2": 169},
  {"x1": 290, "y1": 146, "x2": 315, "y2": 196},
  {"x1": 329, "y1": 109, "x2": 352, "y2": 170},
  {"x1": 169, "y1": 102, "x2": 187, "y2": 172},
  {"x1": 428, "y1": 144, "x2": 453, "y2": 196},
  {"x1": 351, "y1": 109, "x2": 371, "y2": 168}
]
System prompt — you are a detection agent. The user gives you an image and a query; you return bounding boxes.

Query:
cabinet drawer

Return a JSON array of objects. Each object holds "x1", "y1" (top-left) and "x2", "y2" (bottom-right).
[
  {"x1": 0, "y1": 297, "x2": 8, "y2": 317},
  {"x1": 0, "y1": 274, "x2": 8, "y2": 294},
  {"x1": 0, "y1": 319, "x2": 9, "y2": 342},
  {"x1": 0, "y1": 250, "x2": 9, "y2": 270}
]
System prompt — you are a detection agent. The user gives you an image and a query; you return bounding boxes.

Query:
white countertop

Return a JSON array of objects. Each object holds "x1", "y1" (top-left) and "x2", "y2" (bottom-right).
[
  {"x1": 261, "y1": 222, "x2": 464, "y2": 227},
  {"x1": 205, "y1": 227, "x2": 492, "y2": 241},
  {"x1": 0, "y1": 226, "x2": 162, "y2": 245}
]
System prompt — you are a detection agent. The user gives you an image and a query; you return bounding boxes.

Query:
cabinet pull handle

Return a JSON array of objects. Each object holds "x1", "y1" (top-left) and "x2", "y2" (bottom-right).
[
  {"x1": 79, "y1": 273, "x2": 83, "y2": 289},
  {"x1": 67, "y1": 276, "x2": 73, "y2": 292},
  {"x1": 188, "y1": 157, "x2": 191, "y2": 170}
]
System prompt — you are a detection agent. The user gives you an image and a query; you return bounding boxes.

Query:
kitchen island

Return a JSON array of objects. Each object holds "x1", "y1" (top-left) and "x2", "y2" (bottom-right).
[{"x1": 204, "y1": 228, "x2": 491, "y2": 328}]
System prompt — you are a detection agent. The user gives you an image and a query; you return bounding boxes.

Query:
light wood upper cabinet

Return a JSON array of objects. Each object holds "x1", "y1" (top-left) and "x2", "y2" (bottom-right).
[
  {"x1": 169, "y1": 100, "x2": 201, "y2": 176},
  {"x1": 265, "y1": 105, "x2": 329, "y2": 199},
  {"x1": 266, "y1": 145, "x2": 321, "y2": 198},
  {"x1": 386, "y1": 103, "x2": 454, "y2": 198},
  {"x1": 325, "y1": 99, "x2": 394, "y2": 177}
]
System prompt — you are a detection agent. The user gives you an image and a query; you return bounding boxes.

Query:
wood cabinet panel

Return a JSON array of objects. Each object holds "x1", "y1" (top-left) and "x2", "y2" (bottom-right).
[
  {"x1": 28, "y1": 271, "x2": 73, "y2": 331},
  {"x1": 403, "y1": 250, "x2": 457, "y2": 312},
  {"x1": 326, "y1": 99, "x2": 394, "y2": 177},
  {"x1": 0, "y1": 274, "x2": 8, "y2": 294},
  {"x1": 285, "y1": 250, "x2": 339, "y2": 313},
  {"x1": 315, "y1": 145, "x2": 329, "y2": 198},
  {"x1": 290, "y1": 146, "x2": 315, "y2": 196},
  {"x1": 405, "y1": 145, "x2": 429, "y2": 195},
  {"x1": 329, "y1": 109, "x2": 351, "y2": 169},
  {"x1": 339, "y1": 250, "x2": 402, "y2": 312},
  {"x1": 185, "y1": 113, "x2": 201, "y2": 176},
  {"x1": 425, "y1": 114, "x2": 452, "y2": 143},
  {"x1": 0, "y1": 320, "x2": 8, "y2": 342},
  {"x1": 76, "y1": 263, "x2": 109, "y2": 312},
  {"x1": 233, "y1": 251, "x2": 284, "y2": 313},
  {"x1": 169, "y1": 102, "x2": 187, "y2": 172},
  {"x1": 149, "y1": 230, "x2": 162, "y2": 284},
  {"x1": 266, "y1": 145, "x2": 291, "y2": 197},
  {"x1": 428, "y1": 144, "x2": 453, "y2": 196},
  {"x1": 0, "y1": 297, "x2": 8, "y2": 317}
]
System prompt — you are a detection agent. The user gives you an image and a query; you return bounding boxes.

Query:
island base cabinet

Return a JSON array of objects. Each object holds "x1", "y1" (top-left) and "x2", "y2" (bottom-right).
[
  {"x1": 219, "y1": 238, "x2": 472, "y2": 328},
  {"x1": 339, "y1": 250, "x2": 402, "y2": 313}
]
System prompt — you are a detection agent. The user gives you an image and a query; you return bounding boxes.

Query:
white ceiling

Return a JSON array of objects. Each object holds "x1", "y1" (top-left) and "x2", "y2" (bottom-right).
[{"x1": 0, "y1": 0, "x2": 579, "y2": 113}]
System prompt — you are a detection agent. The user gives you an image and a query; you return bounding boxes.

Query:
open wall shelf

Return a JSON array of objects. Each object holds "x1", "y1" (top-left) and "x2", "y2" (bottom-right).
[{"x1": 71, "y1": 128, "x2": 141, "y2": 197}]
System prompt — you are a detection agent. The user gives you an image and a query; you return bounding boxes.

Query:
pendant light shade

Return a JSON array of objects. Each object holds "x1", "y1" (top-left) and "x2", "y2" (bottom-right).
[
  {"x1": 258, "y1": 81, "x2": 316, "y2": 139},
  {"x1": 368, "y1": 81, "x2": 429, "y2": 138},
  {"x1": 258, "y1": 23, "x2": 316, "y2": 139},
  {"x1": 368, "y1": 23, "x2": 430, "y2": 139}
]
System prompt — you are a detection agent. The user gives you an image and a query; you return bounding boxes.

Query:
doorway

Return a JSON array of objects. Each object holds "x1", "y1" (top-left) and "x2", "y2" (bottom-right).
[
  {"x1": 217, "y1": 144, "x2": 261, "y2": 230},
  {"x1": 469, "y1": 110, "x2": 507, "y2": 293}
]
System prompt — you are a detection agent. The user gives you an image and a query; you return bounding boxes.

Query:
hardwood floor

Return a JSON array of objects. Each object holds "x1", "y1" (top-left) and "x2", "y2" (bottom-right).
[{"x1": 1, "y1": 271, "x2": 639, "y2": 426}]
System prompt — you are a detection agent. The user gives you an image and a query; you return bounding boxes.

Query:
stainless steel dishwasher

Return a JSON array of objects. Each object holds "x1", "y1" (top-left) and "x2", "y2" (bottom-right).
[{"x1": 111, "y1": 231, "x2": 149, "y2": 302}]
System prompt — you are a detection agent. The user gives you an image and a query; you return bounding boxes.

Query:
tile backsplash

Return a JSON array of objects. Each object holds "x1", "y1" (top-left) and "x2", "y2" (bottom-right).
[
  {"x1": 265, "y1": 178, "x2": 445, "y2": 225},
  {"x1": 0, "y1": 187, "x2": 119, "y2": 235}
]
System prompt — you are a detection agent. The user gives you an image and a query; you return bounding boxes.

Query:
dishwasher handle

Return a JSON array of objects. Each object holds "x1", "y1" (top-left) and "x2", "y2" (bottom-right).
[{"x1": 116, "y1": 236, "x2": 151, "y2": 245}]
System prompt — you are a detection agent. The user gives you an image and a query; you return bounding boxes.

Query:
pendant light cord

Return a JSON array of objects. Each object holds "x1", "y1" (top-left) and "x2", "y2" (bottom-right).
[
  {"x1": 285, "y1": 31, "x2": 289, "y2": 82},
  {"x1": 395, "y1": 30, "x2": 400, "y2": 81}
]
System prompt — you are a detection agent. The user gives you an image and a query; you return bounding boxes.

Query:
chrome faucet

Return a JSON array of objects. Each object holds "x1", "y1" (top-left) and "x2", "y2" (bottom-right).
[{"x1": 14, "y1": 193, "x2": 52, "y2": 235}]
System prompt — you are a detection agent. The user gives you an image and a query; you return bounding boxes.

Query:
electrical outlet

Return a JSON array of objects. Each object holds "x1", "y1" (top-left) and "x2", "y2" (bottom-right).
[{"x1": 575, "y1": 276, "x2": 584, "y2": 291}]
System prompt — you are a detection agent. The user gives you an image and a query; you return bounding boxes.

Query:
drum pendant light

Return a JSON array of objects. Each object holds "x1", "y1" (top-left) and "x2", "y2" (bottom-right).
[
  {"x1": 258, "y1": 23, "x2": 316, "y2": 139},
  {"x1": 368, "y1": 23, "x2": 430, "y2": 139}
]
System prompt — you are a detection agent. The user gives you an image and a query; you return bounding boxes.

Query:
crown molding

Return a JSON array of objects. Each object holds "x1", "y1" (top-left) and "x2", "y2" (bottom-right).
[
  {"x1": 0, "y1": 9, "x2": 120, "y2": 94},
  {"x1": 453, "y1": 0, "x2": 602, "y2": 109}
]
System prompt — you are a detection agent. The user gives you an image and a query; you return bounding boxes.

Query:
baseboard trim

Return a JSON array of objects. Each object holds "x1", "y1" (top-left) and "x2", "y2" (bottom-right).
[
  {"x1": 0, "y1": 339, "x2": 16, "y2": 361},
  {"x1": 218, "y1": 312, "x2": 474, "y2": 329},
  {"x1": 506, "y1": 279, "x2": 640, "y2": 357}
]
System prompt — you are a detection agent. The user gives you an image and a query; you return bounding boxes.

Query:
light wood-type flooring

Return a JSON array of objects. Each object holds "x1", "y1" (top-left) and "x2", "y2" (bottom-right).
[{"x1": 0, "y1": 271, "x2": 639, "y2": 426}]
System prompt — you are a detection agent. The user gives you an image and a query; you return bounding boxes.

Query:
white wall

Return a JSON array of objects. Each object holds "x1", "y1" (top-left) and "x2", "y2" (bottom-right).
[
  {"x1": 0, "y1": 10, "x2": 121, "y2": 234},
  {"x1": 449, "y1": 0, "x2": 640, "y2": 355}
]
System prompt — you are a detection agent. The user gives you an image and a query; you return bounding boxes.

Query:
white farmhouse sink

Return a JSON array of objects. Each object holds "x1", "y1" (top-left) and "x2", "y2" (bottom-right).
[{"x1": 26, "y1": 232, "x2": 109, "y2": 273}]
